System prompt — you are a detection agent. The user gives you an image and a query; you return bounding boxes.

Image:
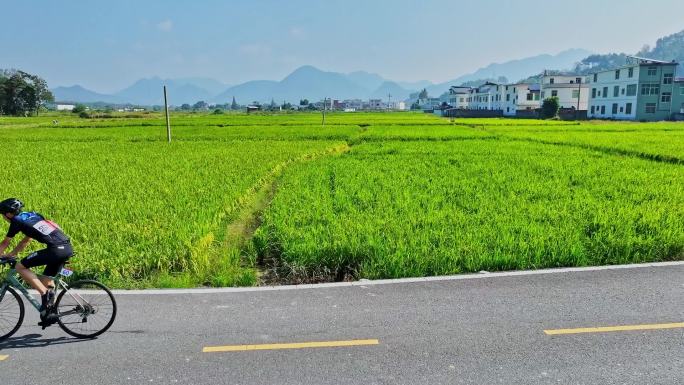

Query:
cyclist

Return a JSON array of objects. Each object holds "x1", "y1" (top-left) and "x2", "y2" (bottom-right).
[{"x1": 0, "y1": 198, "x2": 73, "y2": 327}]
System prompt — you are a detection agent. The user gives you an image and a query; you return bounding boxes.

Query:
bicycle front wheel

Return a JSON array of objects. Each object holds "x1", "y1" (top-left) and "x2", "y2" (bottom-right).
[
  {"x1": 55, "y1": 280, "x2": 117, "y2": 339},
  {"x1": 0, "y1": 287, "x2": 24, "y2": 340}
]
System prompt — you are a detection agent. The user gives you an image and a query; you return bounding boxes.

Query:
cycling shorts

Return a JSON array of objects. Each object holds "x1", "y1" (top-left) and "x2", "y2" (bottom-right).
[{"x1": 20, "y1": 243, "x2": 73, "y2": 277}]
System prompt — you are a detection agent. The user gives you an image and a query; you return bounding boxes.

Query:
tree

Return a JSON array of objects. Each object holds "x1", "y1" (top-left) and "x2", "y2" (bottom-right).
[
  {"x1": 299, "y1": 99, "x2": 309, "y2": 106},
  {"x1": 180, "y1": 103, "x2": 191, "y2": 111},
  {"x1": 281, "y1": 102, "x2": 292, "y2": 110},
  {"x1": 230, "y1": 96, "x2": 238, "y2": 110},
  {"x1": 418, "y1": 88, "x2": 428, "y2": 99},
  {"x1": 541, "y1": 97, "x2": 560, "y2": 119},
  {"x1": 193, "y1": 101, "x2": 208, "y2": 110},
  {"x1": 636, "y1": 44, "x2": 651, "y2": 57},
  {"x1": 573, "y1": 53, "x2": 628, "y2": 74},
  {"x1": 72, "y1": 104, "x2": 87, "y2": 114},
  {"x1": 0, "y1": 69, "x2": 54, "y2": 116}
]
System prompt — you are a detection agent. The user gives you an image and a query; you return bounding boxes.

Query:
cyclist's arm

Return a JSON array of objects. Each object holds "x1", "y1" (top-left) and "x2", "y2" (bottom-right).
[
  {"x1": 6, "y1": 236, "x2": 32, "y2": 258},
  {"x1": 0, "y1": 236, "x2": 11, "y2": 256}
]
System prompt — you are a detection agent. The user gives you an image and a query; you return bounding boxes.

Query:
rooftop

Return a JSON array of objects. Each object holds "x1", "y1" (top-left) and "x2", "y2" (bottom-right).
[
  {"x1": 588, "y1": 56, "x2": 679, "y2": 75},
  {"x1": 626, "y1": 56, "x2": 678, "y2": 65}
]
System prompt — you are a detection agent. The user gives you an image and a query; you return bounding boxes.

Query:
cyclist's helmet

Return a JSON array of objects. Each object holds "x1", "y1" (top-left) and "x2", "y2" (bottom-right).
[{"x1": 0, "y1": 198, "x2": 24, "y2": 215}]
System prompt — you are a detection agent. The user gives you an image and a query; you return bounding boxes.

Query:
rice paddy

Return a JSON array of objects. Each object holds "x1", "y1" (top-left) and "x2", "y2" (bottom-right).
[{"x1": 0, "y1": 112, "x2": 681, "y2": 287}]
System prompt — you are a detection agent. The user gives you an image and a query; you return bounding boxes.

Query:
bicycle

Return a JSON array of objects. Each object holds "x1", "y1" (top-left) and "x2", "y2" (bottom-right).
[{"x1": 0, "y1": 258, "x2": 116, "y2": 340}]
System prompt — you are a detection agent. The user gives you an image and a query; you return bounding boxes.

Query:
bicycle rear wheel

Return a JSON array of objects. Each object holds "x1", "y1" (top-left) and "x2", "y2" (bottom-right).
[
  {"x1": 0, "y1": 287, "x2": 24, "y2": 340},
  {"x1": 55, "y1": 280, "x2": 116, "y2": 339}
]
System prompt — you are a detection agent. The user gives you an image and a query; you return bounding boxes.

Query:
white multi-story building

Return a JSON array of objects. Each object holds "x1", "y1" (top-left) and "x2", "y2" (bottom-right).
[
  {"x1": 469, "y1": 82, "x2": 504, "y2": 110},
  {"x1": 418, "y1": 97, "x2": 442, "y2": 110},
  {"x1": 389, "y1": 101, "x2": 407, "y2": 110},
  {"x1": 368, "y1": 99, "x2": 385, "y2": 110},
  {"x1": 587, "y1": 56, "x2": 679, "y2": 121},
  {"x1": 342, "y1": 99, "x2": 364, "y2": 110},
  {"x1": 586, "y1": 61, "x2": 641, "y2": 120},
  {"x1": 540, "y1": 74, "x2": 589, "y2": 111},
  {"x1": 444, "y1": 86, "x2": 472, "y2": 109},
  {"x1": 503, "y1": 83, "x2": 541, "y2": 116},
  {"x1": 439, "y1": 81, "x2": 540, "y2": 116}
]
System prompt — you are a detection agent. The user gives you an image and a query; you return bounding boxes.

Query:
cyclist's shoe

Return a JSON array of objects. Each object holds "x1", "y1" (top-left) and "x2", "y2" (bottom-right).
[
  {"x1": 38, "y1": 311, "x2": 58, "y2": 329},
  {"x1": 39, "y1": 290, "x2": 55, "y2": 314},
  {"x1": 38, "y1": 309, "x2": 48, "y2": 328},
  {"x1": 46, "y1": 289, "x2": 55, "y2": 307},
  {"x1": 38, "y1": 294, "x2": 57, "y2": 330}
]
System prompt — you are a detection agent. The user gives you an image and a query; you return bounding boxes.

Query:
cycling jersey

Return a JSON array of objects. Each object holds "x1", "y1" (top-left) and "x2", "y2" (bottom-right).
[{"x1": 6, "y1": 212, "x2": 70, "y2": 246}]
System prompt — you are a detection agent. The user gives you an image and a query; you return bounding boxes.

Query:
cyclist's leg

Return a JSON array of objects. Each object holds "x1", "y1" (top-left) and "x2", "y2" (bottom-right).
[
  {"x1": 41, "y1": 244, "x2": 73, "y2": 289},
  {"x1": 17, "y1": 250, "x2": 52, "y2": 296},
  {"x1": 21, "y1": 246, "x2": 72, "y2": 327}
]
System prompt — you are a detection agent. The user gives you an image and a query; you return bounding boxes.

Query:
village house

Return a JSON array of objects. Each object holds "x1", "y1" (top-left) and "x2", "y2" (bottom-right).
[
  {"x1": 503, "y1": 83, "x2": 541, "y2": 116},
  {"x1": 444, "y1": 86, "x2": 471, "y2": 109},
  {"x1": 587, "y1": 56, "x2": 679, "y2": 121},
  {"x1": 470, "y1": 82, "x2": 504, "y2": 111},
  {"x1": 540, "y1": 73, "x2": 589, "y2": 112}
]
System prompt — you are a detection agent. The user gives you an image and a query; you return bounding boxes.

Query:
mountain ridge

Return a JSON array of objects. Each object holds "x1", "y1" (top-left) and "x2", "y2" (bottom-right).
[
  {"x1": 423, "y1": 48, "x2": 593, "y2": 96},
  {"x1": 52, "y1": 49, "x2": 594, "y2": 105}
]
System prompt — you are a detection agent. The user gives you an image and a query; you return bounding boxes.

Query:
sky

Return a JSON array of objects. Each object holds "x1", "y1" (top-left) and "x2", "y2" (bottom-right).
[{"x1": 2, "y1": 0, "x2": 684, "y2": 93}]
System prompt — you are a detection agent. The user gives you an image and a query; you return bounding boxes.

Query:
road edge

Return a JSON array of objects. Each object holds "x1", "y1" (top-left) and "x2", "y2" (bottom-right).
[{"x1": 110, "y1": 260, "x2": 684, "y2": 295}]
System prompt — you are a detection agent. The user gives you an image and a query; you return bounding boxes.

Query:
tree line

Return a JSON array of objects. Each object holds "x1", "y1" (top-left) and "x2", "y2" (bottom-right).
[{"x1": 0, "y1": 69, "x2": 54, "y2": 116}]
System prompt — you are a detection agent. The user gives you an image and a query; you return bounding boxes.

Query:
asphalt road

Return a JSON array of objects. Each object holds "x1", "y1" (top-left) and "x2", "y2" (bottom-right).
[{"x1": 1, "y1": 262, "x2": 683, "y2": 385}]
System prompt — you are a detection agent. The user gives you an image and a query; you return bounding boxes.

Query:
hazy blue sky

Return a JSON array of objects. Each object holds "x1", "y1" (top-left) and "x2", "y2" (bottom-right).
[{"x1": 3, "y1": 0, "x2": 684, "y2": 92}]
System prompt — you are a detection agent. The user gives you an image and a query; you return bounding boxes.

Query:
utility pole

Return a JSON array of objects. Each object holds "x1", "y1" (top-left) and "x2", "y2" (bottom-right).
[
  {"x1": 387, "y1": 93, "x2": 392, "y2": 111},
  {"x1": 576, "y1": 78, "x2": 581, "y2": 120},
  {"x1": 322, "y1": 97, "x2": 326, "y2": 126},
  {"x1": 163, "y1": 85, "x2": 171, "y2": 143}
]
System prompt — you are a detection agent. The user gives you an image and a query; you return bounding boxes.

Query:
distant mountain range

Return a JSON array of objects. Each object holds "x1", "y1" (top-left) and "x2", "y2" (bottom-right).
[
  {"x1": 51, "y1": 49, "x2": 592, "y2": 105},
  {"x1": 52, "y1": 77, "x2": 230, "y2": 105},
  {"x1": 422, "y1": 48, "x2": 593, "y2": 96},
  {"x1": 51, "y1": 85, "x2": 123, "y2": 104}
]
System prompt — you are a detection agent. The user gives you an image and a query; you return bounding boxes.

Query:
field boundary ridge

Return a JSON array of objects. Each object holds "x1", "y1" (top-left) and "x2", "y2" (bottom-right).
[{"x1": 107, "y1": 260, "x2": 684, "y2": 294}]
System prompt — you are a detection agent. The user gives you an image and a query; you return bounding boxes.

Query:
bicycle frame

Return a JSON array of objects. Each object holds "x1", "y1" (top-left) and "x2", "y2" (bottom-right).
[
  {"x1": 1, "y1": 261, "x2": 116, "y2": 340},
  {"x1": 0, "y1": 267, "x2": 80, "y2": 312}
]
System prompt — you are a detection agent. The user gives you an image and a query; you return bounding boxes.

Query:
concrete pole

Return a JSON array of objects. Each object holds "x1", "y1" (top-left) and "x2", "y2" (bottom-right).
[{"x1": 164, "y1": 86, "x2": 171, "y2": 143}]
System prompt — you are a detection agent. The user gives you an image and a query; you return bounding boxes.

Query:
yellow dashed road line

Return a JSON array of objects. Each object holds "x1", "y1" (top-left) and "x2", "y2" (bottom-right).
[
  {"x1": 545, "y1": 322, "x2": 684, "y2": 335},
  {"x1": 203, "y1": 339, "x2": 379, "y2": 353}
]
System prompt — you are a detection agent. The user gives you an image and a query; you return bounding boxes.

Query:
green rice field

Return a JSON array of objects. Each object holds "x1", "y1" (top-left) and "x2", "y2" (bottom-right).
[{"x1": 0, "y1": 112, "x2": 682, "y2": 287}]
